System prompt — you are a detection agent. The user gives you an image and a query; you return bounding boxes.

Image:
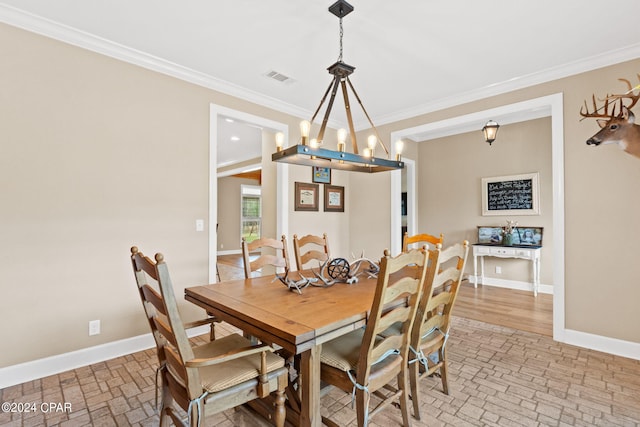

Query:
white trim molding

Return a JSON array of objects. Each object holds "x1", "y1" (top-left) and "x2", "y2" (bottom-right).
[
  {"x1": 468, "y1": 276, "x2": 554, "y2": 295},
  {"x1": 563, "y1": 329, "x2": 640, "y2": 362},
  {"x1": 2, "y1": 308, "x2": 637, "y2": 390},
  {"x1": 0, "y1": 326, "x2": 209, "y2": 390},
  {"x1": 209, "y1": 104, "x2": 289, "y2": 284},
  {"x1": 1, "y1": 5, "x2": 639, "y2": 130}
]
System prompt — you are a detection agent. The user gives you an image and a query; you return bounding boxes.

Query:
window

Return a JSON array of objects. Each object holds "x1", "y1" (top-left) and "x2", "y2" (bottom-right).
[{"x1": 241, "y1": 185, "x2": 261, "y2": 243}]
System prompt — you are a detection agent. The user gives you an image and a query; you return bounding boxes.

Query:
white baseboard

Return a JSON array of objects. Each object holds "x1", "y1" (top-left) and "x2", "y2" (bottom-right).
[
  {"x1": 467, "y1": 275, "x2": 553, "y2": 295},
  {"x1": 3, "y1": 303, "x2": 638, "y2": 389},
  {"x1": 0, "y1": 325, "x2": 209, "y2": 390},
  {"x1": 217, "y1": 249, "x2": 241, "y2": 256},
  {"x1": 562, "y1": 328, "x2": 640, "y2": 361},
  {"x1": 466, "y1": 276, "x2": 639, "y2": 361}
]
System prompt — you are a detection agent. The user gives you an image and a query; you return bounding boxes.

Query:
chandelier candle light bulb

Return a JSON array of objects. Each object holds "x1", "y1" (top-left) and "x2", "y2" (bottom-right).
[
  {"x1": 395, "y1": 139, "x2": 404, "y2": 161},
  {"x1": 367, "y1": 135, "x2": 377, "y2": 156},
  {"x1": 300, "y1": 120, "x2": 311, "y2": 145},
  {"x1": 337, "y1": 128, "x2": 347, "y2": 152},
  {"x1": 275, "y1": 132, "x2": 284, "y2": 152}
]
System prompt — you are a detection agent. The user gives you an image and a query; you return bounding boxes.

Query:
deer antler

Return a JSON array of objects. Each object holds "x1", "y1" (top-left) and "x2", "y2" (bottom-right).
[
  {"x1": 605, "y1": 74, "x2": 640, "y2": 112},
  {"x1": 580, "y1": 74, "x2": 640, "y2": 121},
  {"x1": 580, "y1": 95, "x2": 614, "y2": 121}
]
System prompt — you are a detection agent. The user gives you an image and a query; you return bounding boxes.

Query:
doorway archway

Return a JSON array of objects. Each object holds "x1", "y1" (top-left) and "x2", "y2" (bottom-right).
[
  {"x1": 209, "y1": 104, "x2": 289, "y2": 283},
  {"x1": 389, "y1": 93, "x2": 565, "y2": 341}
]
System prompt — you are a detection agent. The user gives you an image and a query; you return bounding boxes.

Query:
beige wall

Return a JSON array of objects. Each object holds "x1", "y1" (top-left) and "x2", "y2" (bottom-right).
[
  {"x1": 0, "y1": 23, "x2": 348, "y2": 367},
  {"x1": 2, "y1": 20, "x2": 639, "y2": 369},
  {"x1": 417, "y1": 118, "x2": 553, "y2": 285},
  {"x1": 286, "y1": 166, "x2": 350, "y2": 268}
]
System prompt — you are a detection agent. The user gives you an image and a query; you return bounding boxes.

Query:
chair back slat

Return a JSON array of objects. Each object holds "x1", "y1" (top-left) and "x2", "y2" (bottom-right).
[
  {"x1": 403, "y1": 231, "x2": 444, "y2": 252},
  {"x1": 242, "y1": 235, "x2": 290, "y2": 278},
  {"x1": 165, "y1": 346, "x2": 188, "y2": 386},
  {"x1": 141, "y1": 284, "x2": 167, "y2": 317},
  {"x1": 132, "y1": 251, "x2": 160, "y2": 280},
  {"x1": 154, "y1": 316, "x2": 178, "y2": 349},
  {"x1": 293, "y1": 233, "x2": 330, "y2": 270}
]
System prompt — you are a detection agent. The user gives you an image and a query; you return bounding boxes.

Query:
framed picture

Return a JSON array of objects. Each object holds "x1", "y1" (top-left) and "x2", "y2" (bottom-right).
[
  {"x1": 324, "y1": 185, "x2": 344, "y2": 212},
  {"x1": 312, "y1": 166, "x2": 331, "y2": 184},
  {"x1": 513, "y1": 226, "x2": 543, "y2": 246},
  {"x1": 477, "y1": 226, "x2": 505, "y2": 245},
  {"x1": 481, "y1": 172, "x2": 540, "y2": 216},
  {"x1": 294, "y1": 182, "x2": 319, "y2": 211},
  {"x1": 477, "y1": 226, "x2": 543, "y2": 246}
]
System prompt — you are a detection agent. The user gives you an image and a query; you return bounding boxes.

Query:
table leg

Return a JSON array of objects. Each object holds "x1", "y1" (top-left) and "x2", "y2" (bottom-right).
[
  {"x1": 533, "y1": 257, "x2": 540, "y2": 297},
  {"x1": 473, "y1": 254, "x2": 478, "y2": 288},
  {"x1": 479, "y1": 256, "x2": 485, "y2": 286},
  {"x1": 300, "y1": 345, "x2": 321, "y2": 427}
]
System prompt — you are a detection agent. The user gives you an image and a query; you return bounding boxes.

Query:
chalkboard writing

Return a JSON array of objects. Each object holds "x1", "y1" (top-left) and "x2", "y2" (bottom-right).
[{"x1": 487, "y1": 179, "x2": 533, "y2": 211}]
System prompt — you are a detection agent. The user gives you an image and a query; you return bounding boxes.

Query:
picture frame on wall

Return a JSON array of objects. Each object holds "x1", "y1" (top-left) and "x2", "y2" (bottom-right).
[
  {"x1": 312, "y1": 166, "x2": 331, "y2": 184},
  {"x1": 324, "y1": 185, "x2": 344, "y2": 212},
  {"x1": 481, "y1": 172, "x2": 540, "y2": 216},
  {"x1": 294, "y1": 182, "x2": 319, "y2": 211}
]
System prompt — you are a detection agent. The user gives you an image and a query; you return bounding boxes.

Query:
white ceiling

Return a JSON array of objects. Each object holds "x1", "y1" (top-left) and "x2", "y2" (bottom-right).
[{"x1": 2, "y1": 0, "x2": 640, "y2": 167}]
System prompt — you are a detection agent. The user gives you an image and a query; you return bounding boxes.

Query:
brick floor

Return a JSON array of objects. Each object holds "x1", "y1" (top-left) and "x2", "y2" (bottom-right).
[{"x1": 1, "y1": 317, "x2": 639, "y2": 426}]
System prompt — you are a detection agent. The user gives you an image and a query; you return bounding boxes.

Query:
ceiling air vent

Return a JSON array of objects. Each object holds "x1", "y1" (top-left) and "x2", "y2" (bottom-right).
[{"x1": 264, "y1": 70, "x2": 295, "y2": 84}]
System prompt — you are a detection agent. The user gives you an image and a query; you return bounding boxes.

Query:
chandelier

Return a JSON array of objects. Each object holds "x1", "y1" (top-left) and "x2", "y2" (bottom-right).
[{"x1": 271, "y1": 0, "x2": 404, "y2": 173}]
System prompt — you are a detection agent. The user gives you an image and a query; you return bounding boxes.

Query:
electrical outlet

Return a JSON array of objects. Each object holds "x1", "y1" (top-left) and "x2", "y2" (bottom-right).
[
  {"x1": 495, "y1": 266, "x2": 502, "y2": 274},
  {"x1": 220, "y1": 243, "x2": 224, "y2": 249},
  {"x1": 89, "y1": 320, "x2": 101, "y2": 336},
  {"x1": 195, "y1": 219, "x2": 205, "y2": 232}
]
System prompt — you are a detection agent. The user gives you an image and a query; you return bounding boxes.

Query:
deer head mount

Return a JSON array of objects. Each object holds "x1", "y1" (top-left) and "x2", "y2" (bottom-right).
[{"x1": 580, "y1": 74, "x2": 640, "y2": 159}]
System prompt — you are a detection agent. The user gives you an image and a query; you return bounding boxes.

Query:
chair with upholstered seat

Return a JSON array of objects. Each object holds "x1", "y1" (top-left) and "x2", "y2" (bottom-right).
[
  {"x1": 319, "y1": 248, "x2": 428, "y2": 427},
  {"x1": 241, "y1": 235, "x2": 289, "y2": 278},
  {"x1": 408, "y1": 241, "x2": 469, "y2": 420},
  {"x1": 402, "y1": 231, "x2": 444, "y2": 252},
  {"x1": 130, "y1": 246, "x2": 288, "y2": 427},
  {"x1": 292, "y1": 233, "x2": 330, "y2": 271}
]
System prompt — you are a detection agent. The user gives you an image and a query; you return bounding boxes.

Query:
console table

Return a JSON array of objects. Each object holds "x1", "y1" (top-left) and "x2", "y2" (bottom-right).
[{"x1": 472, "y1": 244, "x2": 542, "y2": 296}]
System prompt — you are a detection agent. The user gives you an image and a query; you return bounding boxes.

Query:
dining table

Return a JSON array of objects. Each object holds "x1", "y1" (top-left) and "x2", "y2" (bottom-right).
[{"x1": 184, "y1": 270, "x2": 380, "y2": 427}]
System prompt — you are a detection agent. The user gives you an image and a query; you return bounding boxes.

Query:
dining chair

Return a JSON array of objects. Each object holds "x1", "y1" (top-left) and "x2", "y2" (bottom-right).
[
  {"x1": 241, "y1": 235, "x2": 290, "y2": 278},
  {"x1": 408, "y1": 240, "x2": 469, "y2": 420},
  {"x1": 319, "y1": 248, "x2": 428, "y2": 427},
  {"x1": 402, "y1": 231, "x2": 444, "y2": 252},
  {"x1": 292, "y1": 233, "x2": 330, "y2": 270},
  {"x1": 130, "y1": 246, "x2": 288, "y2": 427}
]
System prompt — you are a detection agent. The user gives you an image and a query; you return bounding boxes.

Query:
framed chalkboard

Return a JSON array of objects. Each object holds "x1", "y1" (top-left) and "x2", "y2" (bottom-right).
[{"x1": 481, "y1": 173, "x2": 540, "y2": 216}]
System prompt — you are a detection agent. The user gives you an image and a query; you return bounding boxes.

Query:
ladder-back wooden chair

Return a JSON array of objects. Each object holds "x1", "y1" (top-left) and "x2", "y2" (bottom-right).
[
  {"x1": 241, "y1": 235, "x2": 289, "y2": 278},
  {"x1": 402, "y1": 231, "x2": 444, "y2": 252},
  {"x1": 130, "y1": 246, "x2": 288, "y2": 427},
  {"x1": 409, "y1": 241, "x2": 469, "y2": 420},
  {"x1": 319, "y1": 248, "x2": 428, "y2": 427},
  {"x1": 292, "y1": 233, "x2": 330, "y2": 270}
]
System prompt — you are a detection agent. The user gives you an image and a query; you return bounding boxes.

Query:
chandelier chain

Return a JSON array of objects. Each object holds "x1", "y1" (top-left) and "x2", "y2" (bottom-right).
[{"x1": 338, "y1": 17, "x2": 343, "y2": 62}]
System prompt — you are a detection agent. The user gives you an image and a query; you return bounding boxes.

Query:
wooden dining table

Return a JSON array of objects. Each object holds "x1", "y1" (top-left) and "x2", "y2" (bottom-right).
[{"x1": 184, "y1": 271, "x2": 379, "y2": 427}]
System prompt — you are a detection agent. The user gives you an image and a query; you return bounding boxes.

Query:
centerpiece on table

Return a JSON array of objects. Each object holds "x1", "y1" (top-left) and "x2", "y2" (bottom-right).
[{"x1": 502, "y1": 220, "x2": 518, "y2": 246}]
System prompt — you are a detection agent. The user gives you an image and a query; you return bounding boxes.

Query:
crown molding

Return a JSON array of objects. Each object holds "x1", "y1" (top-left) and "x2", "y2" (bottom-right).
[
  {"x1": 374, "y1": 43, "x2": 640, "y2": 128},
  {"x1": 2, "y1": 5, "x2": 639, "y2": 130}
]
